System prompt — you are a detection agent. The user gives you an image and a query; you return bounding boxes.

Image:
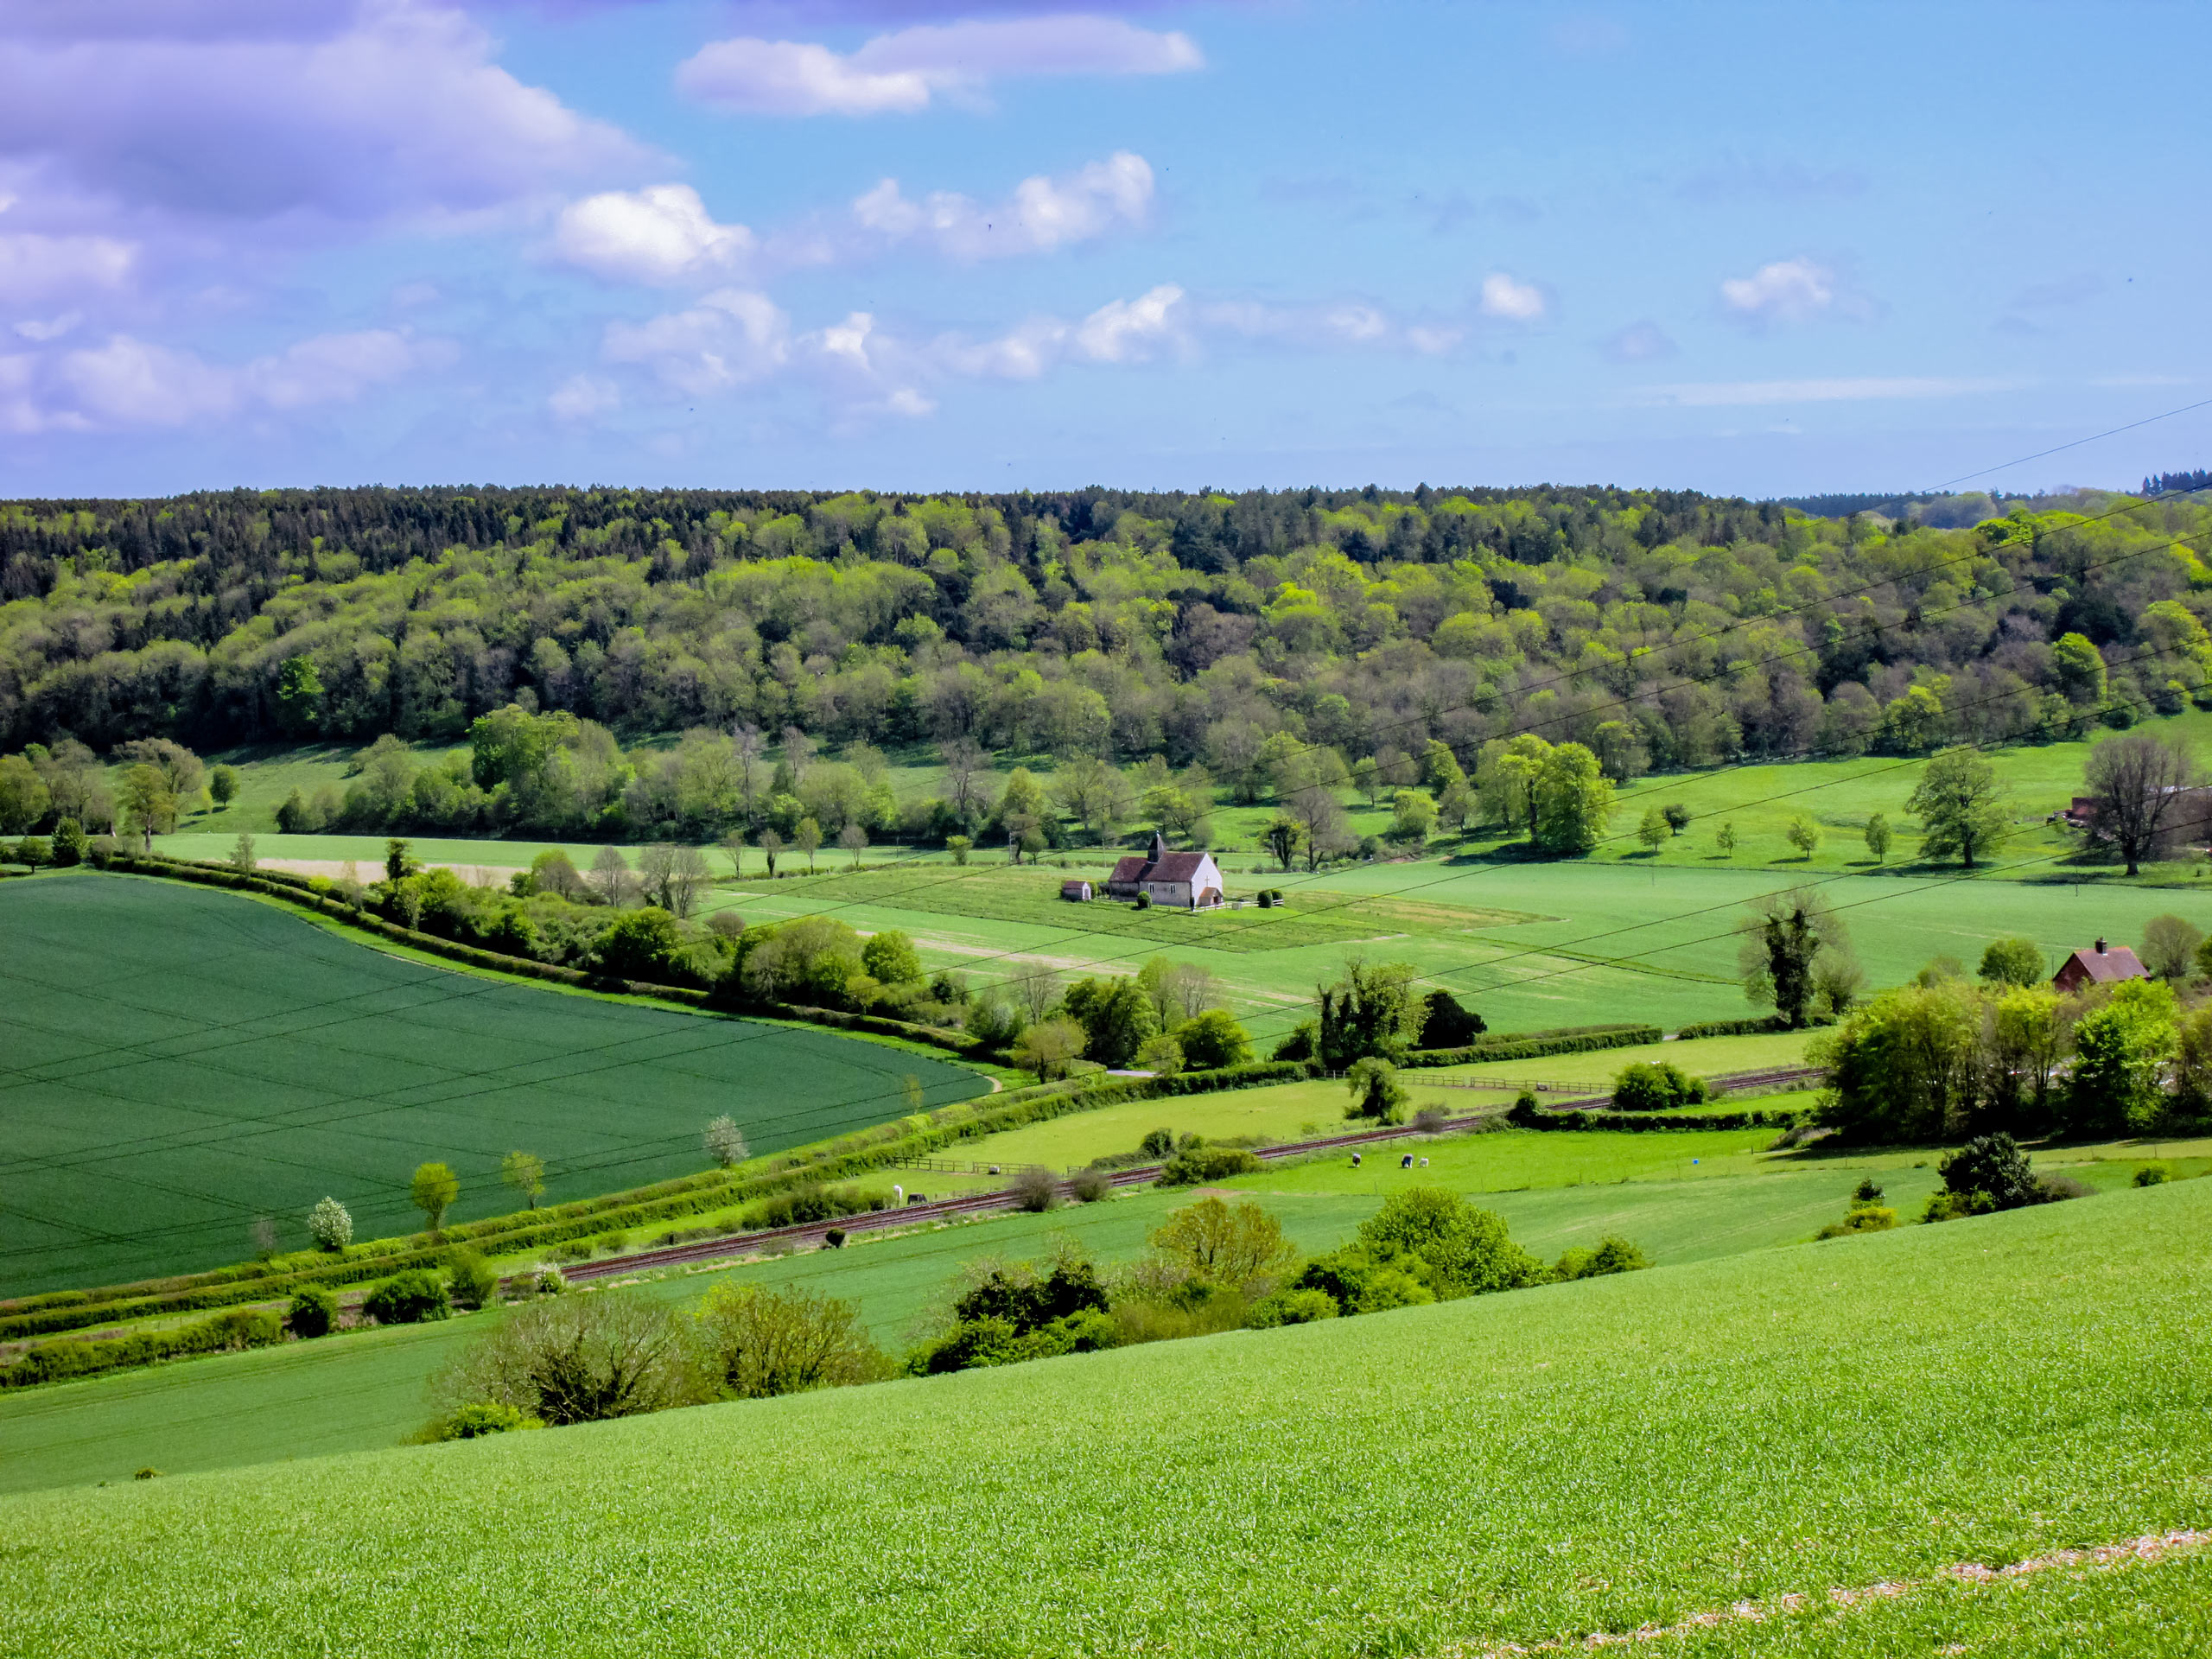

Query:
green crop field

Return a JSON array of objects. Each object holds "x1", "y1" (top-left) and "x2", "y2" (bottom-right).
[
  {"x1": 0, "y1": 874, "x2": 987, "y2": 1298},
  {"x1": 3, "y1": 1177, "x2": 2207, "y2": 1656}
]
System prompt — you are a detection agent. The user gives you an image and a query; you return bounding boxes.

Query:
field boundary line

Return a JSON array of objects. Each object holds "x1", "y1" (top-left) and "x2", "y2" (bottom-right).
[{"x1": 1453, "y1": 1526, "x2": 2212, "y2": 1656}]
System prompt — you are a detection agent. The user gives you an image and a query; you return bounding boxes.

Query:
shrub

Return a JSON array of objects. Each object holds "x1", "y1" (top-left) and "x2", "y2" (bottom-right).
[
  {"x1": 1147, "y1": 1196, "x2": 1298, "y2": 1291},
  {"x1": 1937, "y1": 1133, "x2": 2044, "y2": 1213},
  {"x1": 1007, "y1": 1166, "x2": 1060, "y2": 1213},
  {"x1": 1176, "y1": 1008, "x2": 1253, "y2": 1070},
  {"x1": 432, "y1": 1289, "x2": 692, "y2": 1427},
  {"x1": 1815, "y1": 1205, "x2": 1898, "y2": 1240},
  {"x1": 2135, "y1": 1161, "x2": 2172, "y2": 1187},
  {"x1": 912, "y1": 1315, "x2": 1022, "y2": 1374},
  {"x1": 1345, "y1": 1057, "x2": 1408, "y2": 1123},
  {"x1": 1068, "y1": 1166, "x2": 1114, "y2": 1203},
  {"x1": 446, "y1": 1251, "x2": 499, "y2": 1311},
  {"x1": 1292, "y1": 1250, "x2": 1433, "y2": 1315},
  {"x1": 1135, "y1": 892, "x2": 1153, "y2": 910},
  {"x1": 363, "y1": 1269, "x2": 453, "y2": 1325},
  {"x1": 1139, "y1": 1128, "x2": 1176, "y2": 1158},
  {"x1": 1247, "y1": 1287, "x2": 1338, "y2": 1327},
  {"x1": 435, "y1": 1402, "x2": 542, "y2": 1440},
  {"x1": 1357, "y1": 1188, "x2": 1543, "y2": 1297},
  {"x1": 1552, "y1": 1236, "x2": 1653, "y2": 1278},
  {"x1": 1611, "y1": 1060, "x2": 1711, "y2": 1112},
  {"x1": 823, "y1": 1228, "x2": 848, "y2": 1248},
  {"x1": 307, "y1": 1196, "x2": 353, "y2": 1251},
  {"x1": 526, "y1": 1264, "x2": 567, "y2": 1297},
  {"x1": 1157, "y1": 1147, "x2": 1263, "y2": 1185},
  {"x1": 1270, "y1": 1021, "x2": 1317, "y2": 1062},
  {"x1": 691, "y1": 1281, "x2": 890, "y2": 1399},
  {"x1": 285, "y1": 1284, "x2": 340, "y2": 1338}
]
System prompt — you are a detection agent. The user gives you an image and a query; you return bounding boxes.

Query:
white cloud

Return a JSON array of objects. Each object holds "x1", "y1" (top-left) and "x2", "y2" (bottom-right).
[
  {"x1": 1719, "y1": 257, "x2": 1857, "y2": 327},
  {"x1": 14, "y1": 310, "x2": 80, "y2": 341},
  {"x1": 1478, "y1": 271, "x2": 1547, "y2": 321},
  {"x1": 555, "y1": 184, "x2": 754, "y2": 285},
  {"x1": 1198, "y1": 296, "x2": 1459, "y2": 355},
  {"x1": 1622, "y1": 376, "x2": 2020, "y2": 408},
  {"x1": 0, "y1": 229, "x2": 137, "y2": 305},
  {"x1": 677, "y1": 15, "x2": 1202, "y2": 118},
  {"x1": 1074, "y1": 283, "x2": 1187, "y2": 363},
  {"x1": 601, "y1": 288, "x2": 791, "y2": 395},
  {"x1": 549, "y1": 372, "x2": 620, "y2": 421},
  {"x1": 844, "y1": 151, "x2": 1151, "y2": 261},
  {"x1": 2, "y1": 325, "x2": 446, "y2": 431},
  {"x1": 0, "y1": 2, "x2": 649, "y2": 223}
]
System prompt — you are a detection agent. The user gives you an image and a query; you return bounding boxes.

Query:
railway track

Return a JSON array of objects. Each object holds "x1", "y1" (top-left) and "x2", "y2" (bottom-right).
[{"x1": 550, "y1": 1064, "x2": 1823, "y2": 1287}]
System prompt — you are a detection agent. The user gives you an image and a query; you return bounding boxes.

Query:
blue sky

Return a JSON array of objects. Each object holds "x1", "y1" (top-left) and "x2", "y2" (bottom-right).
[{"x1": 2, "y1": 0, "x2": 2206, "y2": 499}]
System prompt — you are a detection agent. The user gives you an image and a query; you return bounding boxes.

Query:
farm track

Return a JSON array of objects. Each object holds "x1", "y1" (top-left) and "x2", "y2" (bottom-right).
[{"x1": 551, "y1": 1065, "x2": 1822, "y2": 1287}]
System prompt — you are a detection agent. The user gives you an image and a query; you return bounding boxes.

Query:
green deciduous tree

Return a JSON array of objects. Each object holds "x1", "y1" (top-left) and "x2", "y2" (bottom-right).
[
  {"x1": 1906, "y1": 747, "x2": 2010, "y2": 868},
  {"x1": 410, "y1": 1161, "x2": 460, "y2": 1233},
  {"x1": 1315, "y1": 956, "x2": 1422, "y2": 1070},
  {"x1": 1739, "y1": 887, "x2": 1853, "y2": 1028},
  {"x1": 1344, "y1": 1057, "x2": 1408, "y2": 1123},
  {"x1": 1531, "y1": 741, "x2": 1612, "y2": 855},
  {"x1": 2064, "y1": 979, "x2": 2179, "y2": 1136},
  {"x1": 1862, "y1": 811, "x2": 1891, "y2": 864},
  {"x1": 1061, "y1": 975, "x2": 1159, "y2": 1067},
  {"x1": 1977, "y1": 936, "x2": 2045, "y2": 987},
  {"x1": 502, "y1": 1149, "x2": 546, "y2": 1209}
]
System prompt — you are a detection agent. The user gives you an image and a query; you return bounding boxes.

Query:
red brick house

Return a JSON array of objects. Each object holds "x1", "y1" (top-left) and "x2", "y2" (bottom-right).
[{"x1": 2052, "y1": 938, "x2": 2150, "y2": 994}]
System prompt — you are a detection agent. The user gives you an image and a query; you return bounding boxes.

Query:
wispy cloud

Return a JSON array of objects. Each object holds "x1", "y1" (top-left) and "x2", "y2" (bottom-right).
[
  {"x1": 1620, "y1": 375, "x2": 2022, "y2": 409},
  {"x1": 1478, "y1": 272, "x2": 1548, "y2": 322},
  {"x1": 677, "y1": 15, "x2": 1202, "y2": 117}
]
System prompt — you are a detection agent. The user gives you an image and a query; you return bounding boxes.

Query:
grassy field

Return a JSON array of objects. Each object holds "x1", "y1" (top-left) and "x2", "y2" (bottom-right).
[
  {"x1": 134, "y1": 710, "x2": 2212, "y2": 1047},
  {"x1": 0, "y1": 874, "x2": 986, "y2": 1297},
  {"x1": 2, "y1": 1178, "x2": 2207, "y2": 1655}
]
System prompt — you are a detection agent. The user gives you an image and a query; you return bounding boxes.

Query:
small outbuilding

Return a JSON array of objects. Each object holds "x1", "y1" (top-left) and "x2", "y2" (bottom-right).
[
  {"x1": 1059, "y1": 879, "x2": 1093, "y2": 902},
  {"x1": 2052, "y1": 938, "x2": 2150, "y2": 995}
]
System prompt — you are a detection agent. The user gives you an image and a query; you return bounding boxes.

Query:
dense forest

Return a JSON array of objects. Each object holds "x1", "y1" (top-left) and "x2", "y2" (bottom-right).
[{"x1": 3, "y1": 480, "x2": 2209, "y2": 844}]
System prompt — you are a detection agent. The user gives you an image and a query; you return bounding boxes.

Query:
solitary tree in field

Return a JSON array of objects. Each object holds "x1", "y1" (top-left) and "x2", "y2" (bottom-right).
[
  {"x1": 1637, "y1": 808, "x2": 1668, "y2": 853},
  {"x1": 1739, "y1": 887, "x2": 1853, "y2": 1028},
  {"x1": 385, "y1": 838, "x2": 416, "y2": 883},
  {"x1": 1863, "y1": 812, "x2": 1891, "y2": 865},
  {"x1": 2079, "y1": 730, "x2": 2202, "y2": 876},
  {"x1": 410, "y1": 1161, "x2": 460, "y2": 1234},
  {"x1": 703, "y1": 1116, "x2": 748, "y2": 1168},
  {"x1": 839, "y1": 822, "x2": 868, "y2": 869},
  {"x1": 308, "y1": 1196, "x2": 353, "y2": 1251},
  {"x1": 796, "y1": 817, "x2": 823, "y2": 873},
  {"x1": 1784, "y1": 815, "x2": 1821, "y2": 860},
  {"x1": 757, "y1": 827, "x2": 783, "y2": 877},
  {"x1": 1715, "y1": 822, "x2": 1737, "y2": 858},
  {"x1": 720, "y1": 829, "x2": 746, "y2": 880},
  {"x1": 1906, "y1": 747, "x2": 2010, "y2": 869},
  {"x1": 501, "y1": 1150, "x2": 546, "y2": 1210},
  {"x1": 229, "y1": 831, "x2": 257, "y2": 873},
  {"x1": 209, "y1": 766, "x2": 240, "y2": 810}
]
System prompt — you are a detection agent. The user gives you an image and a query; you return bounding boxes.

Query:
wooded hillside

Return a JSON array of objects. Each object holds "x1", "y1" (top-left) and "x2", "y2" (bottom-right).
[{"x1": 3, "y1": 483, "x2": 2208, "y2": 779}]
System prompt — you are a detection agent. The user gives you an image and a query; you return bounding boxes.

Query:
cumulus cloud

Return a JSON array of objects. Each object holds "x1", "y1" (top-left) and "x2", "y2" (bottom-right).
[
  {"x1": 0, "y1": 1, "x2": 648, "y2": 223},
  {"x1": 1718, "y1": 257, "x2": 1871, "y2": 328},
  {"x1": 844, "y1": 151, "x2": 1151, "y2": 260},
  {"x1": 1478, "y1": 272, "x2": 1547, "y2": 322},
  {"x1": 555, "y1": 184, "x2": 754, "y2": 285},
  {"x1": 1, "y1": 325, "x2": 448, "y2": 433},
  {"x1": 554, "y1": 153, "x2": 1154, "y2": 287},
  {"x1": 677, "y1": 15, "x2": 1202, "y2": 117},
  {"x1": 601, "y1": 288, "x2": 791, "y2": 395},
  {"x1": 0, "y1": 226, "x2": 137, "y2": 305}
]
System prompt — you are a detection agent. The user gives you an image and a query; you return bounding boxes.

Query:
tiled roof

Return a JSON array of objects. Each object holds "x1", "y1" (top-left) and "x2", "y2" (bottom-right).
[{"x1": 2060, "y1": 944, "x2": 2147, "y2": 982}]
